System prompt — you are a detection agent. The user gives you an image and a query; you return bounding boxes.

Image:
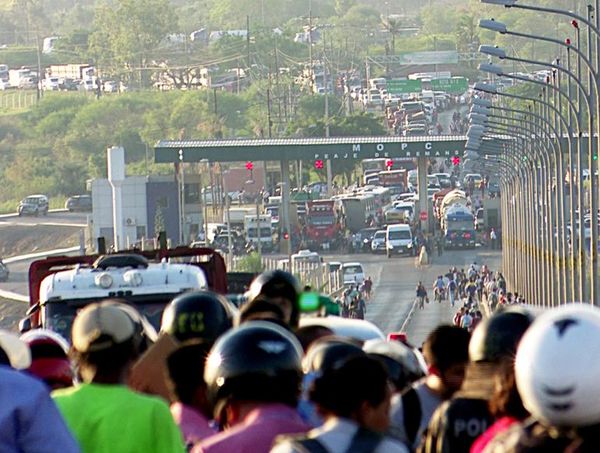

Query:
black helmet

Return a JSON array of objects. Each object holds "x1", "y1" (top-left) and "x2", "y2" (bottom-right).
[
  {"x1": 246, "y1": 270, "x2": 301, "y2": 327},
  {"x1": 469, "y1": 307, "x2": 534, "y2": 363},
  {"x1": 204, "y1": 321, "x2": 303, "y2": 413},
  {"x1": 161, "y1": 290, "x2": 235, "y2": 343},
  {"x1": 363, "y1": 339, "x2": 426, "y2": 390},
  {"x1": 303, "y1": 337, "x2": 365, "y2": 375}
]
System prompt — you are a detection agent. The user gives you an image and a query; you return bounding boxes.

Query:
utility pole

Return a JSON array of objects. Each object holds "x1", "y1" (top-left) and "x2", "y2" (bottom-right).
[
  {"x1": 324, "y1": 62, "x2": 332, "y2": 195},
  {"x1": 246, "y1": 15, "x2": 251, "y2": 70},
  {"x1": 35, "y1": 34, "x2": 42, "y2": 102},
  {"x1": 308, "y1": 9, "x2": 314, "y2": 92}
]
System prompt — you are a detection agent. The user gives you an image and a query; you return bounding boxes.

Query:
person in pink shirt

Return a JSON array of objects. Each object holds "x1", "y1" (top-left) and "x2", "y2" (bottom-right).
[
  {"x1": 470, "y1": 357, "x2": 529, "y2": 453},
  {"x1": 167, "y1": 341, "x2": 216, "y2": 448},
  {"x1": 193, "y1": 321, "x2": 309, "y2": 453}
]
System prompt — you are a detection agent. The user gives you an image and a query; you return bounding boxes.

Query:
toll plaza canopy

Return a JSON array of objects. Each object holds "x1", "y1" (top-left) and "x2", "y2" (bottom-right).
[{"x1": 154, "y1": 135, "x2": 469, "y2": 163}]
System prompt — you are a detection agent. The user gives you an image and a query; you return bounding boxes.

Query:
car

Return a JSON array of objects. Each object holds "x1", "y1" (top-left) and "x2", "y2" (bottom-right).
[
  {"x1": 475, "y1": 208, "x2": 484, "y2": 230},
  {"x1": 328, "y1": 261, "x2": 342, "y2": 273},
  {"x1": 17, "y1": 194, "x2": 49, "y2": 216},
  {"x1": 342, "y1": 263, "x2": 365, "y2": 286},
  {"x1": 42, "y1": 77, "x2": 60, "y2": 91},
  {"x1": 0, "y1": 80, "x2": 13, "y2": 90},
  {"x1": 463, "y1": 173, "x2": 483, "y2": 187},
  {"x1": 299, "y1": 317, "x2": 385, "y2": 342},
  {"x1": 488, "y1": 180, "x2": 501, "y2": 197},
  {"x1": 79, "y1": 78, "x2": 96, "y2": 92},
  {"x1": 65, "y1": 194, "x2": 92, "y2": 212},
  {"x1": 370, "y1": 230, "x2": 387, "y2": 253},
  {"x1": 386, "y1": 224, "x2": 414, "y2": 257},
  {"x1": 59, "y1": 78, "x2": 79, "y2": 91},
  {"x1": 103, "y1": 80, "x2": 118, "y2": 93},
  {"x1": 0, "y1": 260, "x2": 8, "y2": 282},
  {"x1": 357, "y1": 227, "x2": 379, "y2": 252}
]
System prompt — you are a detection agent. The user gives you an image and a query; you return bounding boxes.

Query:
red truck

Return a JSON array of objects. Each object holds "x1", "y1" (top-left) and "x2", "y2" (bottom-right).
[
  {"x1": 378, "y1": 169, "x2": 408, "y2": 194},
  {"x1": 304, "y1": 200, "x2": 341, "y2": 250}
]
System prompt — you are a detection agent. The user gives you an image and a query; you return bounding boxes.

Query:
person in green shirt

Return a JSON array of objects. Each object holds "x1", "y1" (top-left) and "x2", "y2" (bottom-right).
[{"x1": 52, "y1": 301, "x2": 185, "y2": 453}]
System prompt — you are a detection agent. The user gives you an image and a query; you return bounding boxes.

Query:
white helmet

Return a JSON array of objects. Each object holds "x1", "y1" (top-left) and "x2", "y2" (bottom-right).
[{"x1": 515, "y1": 304, "x2": 600, "y2": 427}]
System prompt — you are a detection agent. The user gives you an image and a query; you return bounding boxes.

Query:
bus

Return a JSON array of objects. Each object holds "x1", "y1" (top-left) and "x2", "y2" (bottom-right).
[
  {"x1": 361, "y1": 159, "x2": 387, "y2": 175},
  {"x1": 335, "y1": 194, "x2": 376, "y2": 233}
]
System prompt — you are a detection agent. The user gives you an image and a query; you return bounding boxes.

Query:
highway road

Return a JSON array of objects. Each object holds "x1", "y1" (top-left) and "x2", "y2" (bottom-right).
[
  {"x1": 0, "y1": 210, "x2": 89, "y2": 227},
  {"x1": 324, "y1": 248, "x2": 502, "y2": 347}
]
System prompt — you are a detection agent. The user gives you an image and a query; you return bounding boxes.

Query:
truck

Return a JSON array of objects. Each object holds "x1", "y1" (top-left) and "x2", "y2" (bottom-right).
[
  {"x1": 20, "y1": 246, "x2": 228, "y2": 338},
  {"x1": 224, "y1": 207, "x2": 256, "y2": 228},
  {"x1": 9, "y1": 68, "x2": 34, "y2": 88},
  {"x1": 304, "y1": 199, "x2": 341, "y2": 250},
  {"x1": 244, "y1": 214, "x2": 274, "y2": 251},
  {"x1": 378, "y1": 169, "x2": 408, "y2": 195},
  {"x1": 47, "y1": 64, "x2": 95, "y2": 81},
  {"x1": 440, "y1": 190, "x2": 476, "y2": 249}
]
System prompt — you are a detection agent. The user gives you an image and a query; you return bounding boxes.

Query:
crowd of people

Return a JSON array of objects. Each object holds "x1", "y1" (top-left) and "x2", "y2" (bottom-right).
[{"x1": 1, "y1": 267, "x2": 599, "y2": 452}]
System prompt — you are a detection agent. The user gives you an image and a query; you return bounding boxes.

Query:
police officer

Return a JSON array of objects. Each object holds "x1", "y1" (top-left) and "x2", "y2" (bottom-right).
[
  {"x1": 193, "y1": 321, "x2": 309, "y2": 453},
  {"x1": 484, "y1": 304, "x2": 600, "y2": 451},
  {"x1": 246, "y1": 270, "x2": 302, "y2": 329},
  {"x1": 418, "y1": 307, "x2": 533, "y2": 453}
]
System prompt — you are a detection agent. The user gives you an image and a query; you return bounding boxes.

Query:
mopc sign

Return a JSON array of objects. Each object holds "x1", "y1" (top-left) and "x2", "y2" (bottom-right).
[
  {"x1": 154, "y1": 137, "x2": 469, "y2": 163},
  {"x1": 312, "y1": 142, "x2": 462, "y2": 160}
]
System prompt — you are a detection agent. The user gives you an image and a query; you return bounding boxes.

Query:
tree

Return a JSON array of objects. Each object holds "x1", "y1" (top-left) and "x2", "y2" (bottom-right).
[
  {"x1": 381, "y1": 14, "x2": 402, "y2": 54},
  {"x1": 89, "y1": 0, "x2": 177, "y2": 84},
  {"x1": 454, "y1": 12, "x2": 480, "y2": 67}
]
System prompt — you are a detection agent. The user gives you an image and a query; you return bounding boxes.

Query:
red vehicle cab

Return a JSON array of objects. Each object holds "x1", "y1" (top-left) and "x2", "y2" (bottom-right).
[{"x1": 304, "y1": 199, "x2": 341, "y2": 250}]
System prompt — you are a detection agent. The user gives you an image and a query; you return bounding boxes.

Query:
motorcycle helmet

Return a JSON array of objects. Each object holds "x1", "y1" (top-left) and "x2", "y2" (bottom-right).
[
  {"x1": 246, "y1": 270, "x2": 301, "y2": 327},
  {"x1": 469, "y1": 306, "x2": 534, "y2": 363},
  {"x1": 204, "y1": 321, "x2": 303, "y2": 418},
  {"x1": 516, "y1": 304, "x2": 600, "y2": 427},
  {"x1": 363, "y1": 339, "x2": 426, "y2": 391},
  {"x1": 21, "y1": 329, "x2": 73, "y2": 389},
  {"x1": 161, "y1": 290, "x2": 235, "y2": 343},
  {"x1": 303, "y1": 337, "x2": 365, "y2": 375}
]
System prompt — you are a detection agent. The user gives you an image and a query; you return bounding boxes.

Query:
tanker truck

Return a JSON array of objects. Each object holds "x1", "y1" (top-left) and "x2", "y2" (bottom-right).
[{"x1": 440, "y1": 190, "x2": 476, "y2": 249}]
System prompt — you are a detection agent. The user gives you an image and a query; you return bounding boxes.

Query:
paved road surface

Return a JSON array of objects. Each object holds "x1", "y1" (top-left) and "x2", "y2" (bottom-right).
[
  {"x1": 325, "y1": 248, "x2": 502, "y2": 346},
  {"x1": 0, "y1": 211, "x2": 88, "y2": 227},
  {"x1": 0, "y1": 243, "x2": 502, "y2": 342}
]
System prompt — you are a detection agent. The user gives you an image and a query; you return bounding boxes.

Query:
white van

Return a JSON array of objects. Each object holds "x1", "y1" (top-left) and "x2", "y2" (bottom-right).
[
  {"x1": 386, "y1": 224, "x2": 414, "y2": 258},
  {"x1": 342, "y1": 262, "x2": 365, "y2": 286}
]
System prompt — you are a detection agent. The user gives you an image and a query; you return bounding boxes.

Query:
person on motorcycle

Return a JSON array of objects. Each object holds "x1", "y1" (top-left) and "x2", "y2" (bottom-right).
[{"x1": 433, "y1": 276, "x2": 445, "y2": 302}]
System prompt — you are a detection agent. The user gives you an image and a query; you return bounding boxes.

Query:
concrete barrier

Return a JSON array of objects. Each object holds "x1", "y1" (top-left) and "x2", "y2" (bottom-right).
[{"x1": 4, "y1": 246, "x2": 81, "y2": 264}]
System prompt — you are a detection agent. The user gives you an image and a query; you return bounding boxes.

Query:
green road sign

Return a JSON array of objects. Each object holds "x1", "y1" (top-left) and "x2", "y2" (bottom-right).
[
  {"x1": 431, "y1": 77, "x2": 469, "y2": 94},
  {"x1": 386, "y1": 79, "x2": 422, "y2": 94}
]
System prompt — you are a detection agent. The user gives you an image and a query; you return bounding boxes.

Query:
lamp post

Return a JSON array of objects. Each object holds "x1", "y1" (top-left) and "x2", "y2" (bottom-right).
[
  {"x1": 481, "y1": 0, "x2": 600, "y2": 305},
  {"x1": 479, "y1": 46, "x2": 598, "y2": 304}
]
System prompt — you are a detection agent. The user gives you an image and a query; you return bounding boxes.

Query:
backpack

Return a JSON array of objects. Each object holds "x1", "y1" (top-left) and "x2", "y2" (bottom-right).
[
  {"x1": 402, "y1": 387, "x2": 422, "y2": 448},
  {"x1": 283, "y1": 426, "x2": 383, "y2": 453}
]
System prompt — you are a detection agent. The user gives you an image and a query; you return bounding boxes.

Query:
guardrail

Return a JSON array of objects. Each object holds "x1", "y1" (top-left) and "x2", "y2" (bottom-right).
[{"x1": 229, "y1": 254, "x2": 344, "y2": 298}]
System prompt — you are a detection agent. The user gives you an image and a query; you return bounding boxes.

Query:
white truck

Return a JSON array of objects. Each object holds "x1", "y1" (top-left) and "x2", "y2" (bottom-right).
[
  {"x1": 224, "y1": 207, "x2": 255, "y2": 228},
  {"x1": 244, "y1": 214, "x2": 273, "y2": 251}
]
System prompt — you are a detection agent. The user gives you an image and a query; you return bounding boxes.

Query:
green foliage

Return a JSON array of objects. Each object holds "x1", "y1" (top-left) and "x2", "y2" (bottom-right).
[
  {"x1": 235, "y1": 252, "x2": 264, "y2": 272},
  {"x1": 89, "y1": 0, "x2": 177, "y2": 81}
]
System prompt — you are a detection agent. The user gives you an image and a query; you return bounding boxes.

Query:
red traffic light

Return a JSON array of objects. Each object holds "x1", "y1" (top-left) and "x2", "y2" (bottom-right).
[
  {"x1": 314, "y1": 159, "x2": 324, "y2": 170},
  {"x1": 385, "y1": 159, "x2": 393, "y2": 169},
  {"x1": 452, "y1": 156, "x2": 461, "y2": 166},
  {"x1": 245, "y1": 161, "x2": 254, "y2": 171}
]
